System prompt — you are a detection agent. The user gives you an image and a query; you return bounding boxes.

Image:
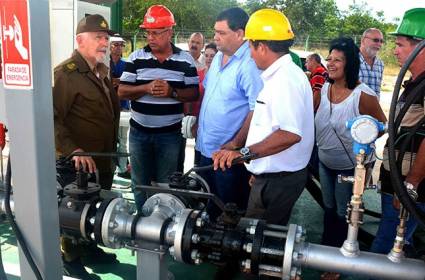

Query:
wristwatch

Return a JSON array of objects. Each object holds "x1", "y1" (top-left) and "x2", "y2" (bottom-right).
[
  {"x1": 404, "y1": 181, "x2": 418, "y2": 201},
  {"x1": 240, "y1": 147, "x2": 251, "y2": 157}
]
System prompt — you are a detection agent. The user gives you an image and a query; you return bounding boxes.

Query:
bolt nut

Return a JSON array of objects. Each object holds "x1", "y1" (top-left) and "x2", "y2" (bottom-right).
[
  {"x1": 295, "y1": 232, "x2": 302, "y2": 243},
  {"x1": 242, "y1": 259, "x2": 251, "y2": 272},
  {"x1": 196, "y1": 218, "x2": 204, "y2": 227},
  {"x1": 109, "y1": 221, "x2": 116, "y2": 228},
  {"x1": 90, "y1": 232, "x2": 95, "y2": 240},
  {"x1": 89, "y1": 217, "x2": 95, "y2": 226},
  {"x1": 244, "y1": 243, "x2": 252, "y2": 253},
  {"x1": 191, "y1": 250, "x2": 199, "y2": 260},
  {"x1": 169, "y1": 246, "x2": 175, "y2": 257},
  {"x1": 66, "y1": 201, "x2": 73, "y2": 208},
  {"x1": 246, "y1": 225, "x2": 256, "y2": 235},
  {"x1": 191, "y1": 234, "x2": 201, "y2": 244},
  {"x1": 96, "y1": 202, "x2": 101, "y2": 209},
  {"x1": 194, "y1": 258, "x2": 201, "y2": 265},
  {"x1": 201, "y1": 211, "x2": 209, "y2": 221}
]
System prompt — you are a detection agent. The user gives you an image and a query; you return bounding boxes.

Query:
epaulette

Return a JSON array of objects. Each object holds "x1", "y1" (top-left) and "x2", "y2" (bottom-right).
[{"x1": 62, "y1": 61, "x2": 78, "y2": 73}]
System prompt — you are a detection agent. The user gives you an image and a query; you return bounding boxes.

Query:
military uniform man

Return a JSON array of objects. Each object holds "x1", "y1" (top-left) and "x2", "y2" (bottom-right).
[
  {"x1": 54, "y1": 14, "x2": 120, "y2": 189},
  {"x1": 53, "y1": 14, "x2": 120, "y2": 279}
]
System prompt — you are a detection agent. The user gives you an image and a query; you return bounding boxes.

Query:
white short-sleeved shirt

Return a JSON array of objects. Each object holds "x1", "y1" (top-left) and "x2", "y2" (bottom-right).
[{"x1": 245, "y1": 54, "x2": 315, "y2": 174}]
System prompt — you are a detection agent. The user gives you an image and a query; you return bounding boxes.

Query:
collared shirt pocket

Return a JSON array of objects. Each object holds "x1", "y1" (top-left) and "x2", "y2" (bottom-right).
[{"x1": 252, "y1": 100, "x2": 269, "y2": 126}]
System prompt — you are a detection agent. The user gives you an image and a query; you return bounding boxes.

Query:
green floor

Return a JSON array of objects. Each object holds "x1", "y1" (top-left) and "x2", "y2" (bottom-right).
[{"x1": 1, "y1": 176, "x2": 423, "y2": 280}]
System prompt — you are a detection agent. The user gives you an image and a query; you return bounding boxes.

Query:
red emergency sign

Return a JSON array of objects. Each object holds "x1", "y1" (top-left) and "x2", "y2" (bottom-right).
[{"x1": 0, "y1": 0, "x2": 32, "y2": 89}]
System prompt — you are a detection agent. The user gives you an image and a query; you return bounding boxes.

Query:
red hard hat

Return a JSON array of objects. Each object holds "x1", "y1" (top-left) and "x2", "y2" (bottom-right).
[{"x1": 140, "y1": 5, "x2": 176, "y2": 29}]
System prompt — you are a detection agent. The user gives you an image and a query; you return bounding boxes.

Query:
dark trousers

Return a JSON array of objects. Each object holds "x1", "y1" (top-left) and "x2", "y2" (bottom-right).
[
  {"x1": 198, "y1": 155, "x2": 250, "y2": 219},
  {"x1": 177, "y1": 138, "x2": 186, "y2": 172},
  {"x1": 246, "y1": 168, "x2": 307, "y2": 225},
  {"x1": 98, "y1": 170, "x2": 114, "y2": 190}
]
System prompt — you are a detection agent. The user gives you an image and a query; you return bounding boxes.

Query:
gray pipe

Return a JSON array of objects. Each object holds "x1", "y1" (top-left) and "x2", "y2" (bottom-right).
[{"x1": 295, "y1": 243, "x2": 425, "y2": 280}]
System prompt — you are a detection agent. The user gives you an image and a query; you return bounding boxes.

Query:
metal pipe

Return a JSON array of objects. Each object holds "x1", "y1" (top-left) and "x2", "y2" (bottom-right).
[
  {"x1": 341, "y1": 152, "x2": 366, "y2": 257},
  {"x1": 263, "y1": 229, "x2": 287, "y2": 239},
  {"x1": 258, "y1": 264, "x2": 282, "y2": 278},
  {"x1": 265, "y1": 224, "x2": 288, "y2": 231},
  {"x1": 295, "y1": 243, "x2": 425, "y2": 280},
  {"x1": 260, "y1": 247, "x2": 284, "y2": 256},
  {"x1": 388, "y1": 203, "x2": 410, "y2": 262}
]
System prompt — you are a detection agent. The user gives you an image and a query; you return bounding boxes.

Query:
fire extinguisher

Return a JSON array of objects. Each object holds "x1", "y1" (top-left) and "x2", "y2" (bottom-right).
[{"x1": 0, "y1": 123, "x2": 6, "y2": 150}]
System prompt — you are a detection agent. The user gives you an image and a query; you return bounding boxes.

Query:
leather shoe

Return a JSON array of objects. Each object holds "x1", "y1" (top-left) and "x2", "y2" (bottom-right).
[{"x1": 63, "y1": 258, "x2": 101, "y2": 280}]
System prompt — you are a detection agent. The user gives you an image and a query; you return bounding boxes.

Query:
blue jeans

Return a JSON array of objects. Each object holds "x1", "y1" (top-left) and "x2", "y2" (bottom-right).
[
  {"x1": 129, "y1": 126, "x2": 182, "y2": 211},
  {"x1": 319, "y1": 162, "x2": 354, "y2": 217},
  {"x1": 370, "y1": 193, "x2": 425, "y2": 254},
  {"x1": 198, "y1": 155, "x2": 250, "y2": 220}
]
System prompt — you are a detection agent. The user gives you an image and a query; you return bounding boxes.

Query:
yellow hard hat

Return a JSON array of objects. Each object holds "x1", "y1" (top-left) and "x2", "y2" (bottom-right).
[{"x1": 245, "y1": 9, "x2": 294, "y2": 41}]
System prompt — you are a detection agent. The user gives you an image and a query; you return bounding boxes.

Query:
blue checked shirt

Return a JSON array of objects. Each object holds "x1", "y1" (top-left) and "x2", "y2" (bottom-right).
[{"x1": 359, "y1": 53, "x2": 384, "y2": 99}]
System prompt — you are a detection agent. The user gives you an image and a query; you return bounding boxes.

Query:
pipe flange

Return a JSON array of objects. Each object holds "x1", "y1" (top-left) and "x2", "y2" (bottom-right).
[
  {"x1": 79, "y1": 202, "x2": 91, "y2": 240},
  {"x1": 172, "y1": 208, "x2": 193, "y2": 262},
  {"x1": 282, "y1": 224, "x2": 298, "y2": 280},
  {"x1": 142, "y1": 193, "x2": 186, "y2": 217},
  {"x1": 101, "y1": 198, "x2": 134, "y2": 249}
]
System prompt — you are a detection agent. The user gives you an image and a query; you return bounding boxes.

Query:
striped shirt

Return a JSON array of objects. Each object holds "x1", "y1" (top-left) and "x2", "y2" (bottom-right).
[
  {"x1": 120, "y1": 44, "x2": 198, "y2": 130},
  {"x1": 359, "y1": 53, "x2": 384, "y2": 99}
]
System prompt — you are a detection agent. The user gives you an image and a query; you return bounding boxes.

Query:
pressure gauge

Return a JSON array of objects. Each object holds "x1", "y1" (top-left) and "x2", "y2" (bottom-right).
[{"x1": 348, "y1": 116, "x2": 380, "y2": 144}]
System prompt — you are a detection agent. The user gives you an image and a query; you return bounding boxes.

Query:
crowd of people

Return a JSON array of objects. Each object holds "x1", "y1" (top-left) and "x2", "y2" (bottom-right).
[{"x1": 51, "y1": 5, "x2": 425, "y2": 280}]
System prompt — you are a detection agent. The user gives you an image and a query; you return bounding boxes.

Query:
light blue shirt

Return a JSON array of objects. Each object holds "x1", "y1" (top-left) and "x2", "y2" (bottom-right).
[{"x1": 196, "y1": 41, "x2": 263, "y2": 158}]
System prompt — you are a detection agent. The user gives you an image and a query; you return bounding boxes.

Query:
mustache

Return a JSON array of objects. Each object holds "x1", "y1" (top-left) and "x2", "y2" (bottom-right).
[
  {"x1": 190, "y1": 46, "x2": 198, "y2": 50},
  {"x1": 97, "y1": 47, "x2": 108, "y2": 52}
]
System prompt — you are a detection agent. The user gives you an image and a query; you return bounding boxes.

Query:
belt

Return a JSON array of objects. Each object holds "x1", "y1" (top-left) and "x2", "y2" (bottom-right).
[
  {"x1": 130, "y1": 118, "x2": 181, "y2": 133},
  {"x1": 255, "y1": 170, "x2": 297, "y2": 178}
]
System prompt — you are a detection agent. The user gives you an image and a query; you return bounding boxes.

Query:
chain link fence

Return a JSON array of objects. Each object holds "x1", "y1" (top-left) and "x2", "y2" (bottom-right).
[{"x1": 121, "y1": 30, "x2": 397, "y2": 68}]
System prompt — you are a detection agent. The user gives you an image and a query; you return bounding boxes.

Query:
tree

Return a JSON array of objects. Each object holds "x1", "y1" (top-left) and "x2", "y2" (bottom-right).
[
  {"x1": 242, "y1": 0, "x2": 342, "y2": 39},
  {"x1": 122, "y1": 0, "x2": 238, "y2": 35}
]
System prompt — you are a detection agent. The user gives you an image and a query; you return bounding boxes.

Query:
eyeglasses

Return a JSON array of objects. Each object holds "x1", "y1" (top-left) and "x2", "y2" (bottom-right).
[
  {"x1": 112, "y1": 43, "x2": 125, "y2": 47},
  {"x1": 143, "y1": 29, "x2": 170, "y2": 38},
  {"x1": 365, "y1": 37, "x2": 384, "y2": 43}
]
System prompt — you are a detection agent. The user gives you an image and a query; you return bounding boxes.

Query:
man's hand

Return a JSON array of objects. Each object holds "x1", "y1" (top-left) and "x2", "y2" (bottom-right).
[
  {"x1": 220, "y1": 140, "x2": 240, "y2": 150},
  {"x1": 150, "y1": 80, "x2": 173, "y2": 98},
  {"x1": 112, "y1": 78, "x2": 120, "y2": 88},
  {"x1": 72, "y1": 148, "x2": 96, "y2": 173},
  {"x1": 212, "y1": 149, "x2": 241, "y2": 171}
]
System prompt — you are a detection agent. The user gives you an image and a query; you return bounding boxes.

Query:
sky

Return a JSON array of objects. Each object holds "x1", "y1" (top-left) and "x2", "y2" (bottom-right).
[{"x1": 335, "y1": 0, "x2": 425, "y2": 23}]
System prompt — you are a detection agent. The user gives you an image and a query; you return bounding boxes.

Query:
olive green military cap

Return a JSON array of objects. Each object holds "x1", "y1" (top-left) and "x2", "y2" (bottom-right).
[{"x1": 76, "y1": 14, "x2": 115, "y2": 35}]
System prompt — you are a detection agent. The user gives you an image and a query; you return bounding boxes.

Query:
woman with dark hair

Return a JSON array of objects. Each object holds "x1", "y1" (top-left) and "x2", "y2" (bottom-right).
[{"x1": 314, "y1": 37, "x2": 386, "y2": 280}]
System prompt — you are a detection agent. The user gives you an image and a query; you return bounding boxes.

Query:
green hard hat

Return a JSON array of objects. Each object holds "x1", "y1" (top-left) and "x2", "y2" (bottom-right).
[{"x1": 390, "y1": 8, "x2": 425, "y2": 39}]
